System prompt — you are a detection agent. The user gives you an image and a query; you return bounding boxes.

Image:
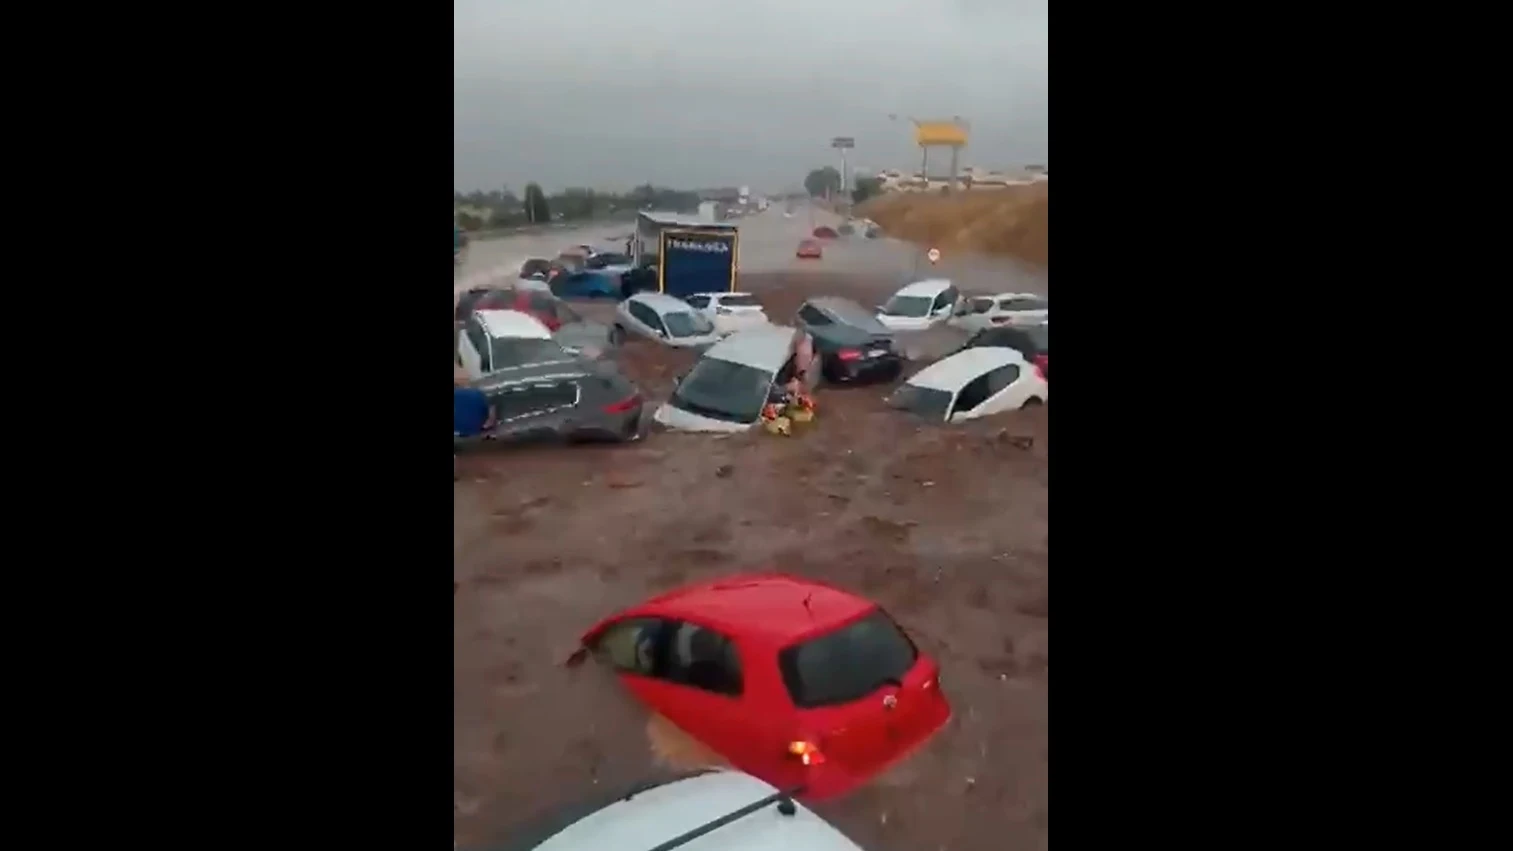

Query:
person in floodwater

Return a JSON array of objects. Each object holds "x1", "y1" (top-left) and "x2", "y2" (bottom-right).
[{"x1": 774, "y1": 328, "x2": 816, "y2": 399}]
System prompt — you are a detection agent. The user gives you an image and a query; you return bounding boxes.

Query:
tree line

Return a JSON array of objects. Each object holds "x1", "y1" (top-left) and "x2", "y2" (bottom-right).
[
  {"x1": 453, "y1": 184, "x2": 704, "y2": 231},
  {"x1": 803, "y1": 167, "x2": 884, "y2": 205}
]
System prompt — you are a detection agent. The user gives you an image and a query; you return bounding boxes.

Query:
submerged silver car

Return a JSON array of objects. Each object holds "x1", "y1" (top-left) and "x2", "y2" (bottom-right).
[{"x1": 653, "y1": 325, "x2": 819, "y2": 433}]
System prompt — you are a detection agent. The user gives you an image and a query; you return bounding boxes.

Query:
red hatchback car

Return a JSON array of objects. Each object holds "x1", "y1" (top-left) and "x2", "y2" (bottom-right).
[{"x1": 572, "y1": 574, "x2": 951, "y2": 800}]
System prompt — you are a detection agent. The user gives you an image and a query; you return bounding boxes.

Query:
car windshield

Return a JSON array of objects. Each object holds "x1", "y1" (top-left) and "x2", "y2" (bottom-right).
[
  {"x1": 668, "y1": 357, "x2": 774, "y2": 423},
  {"x1": 778, "y1": 609, "x2": 919, "y2": 709},
  {"x1": 489, "y1": 337, "x2": 571, "y2": 370},
  {"x1": 887, "y1": 384, "x2": 954, "y2": 421},
  {"x1": 663, "y1": 311, "x2": 714, "y2": 338},
  {"x1": 720, "y1": 294, "x2": 762, "y2": 308},
  {"x1": 880, "y1": 295, "x2": 934, "y2": 317}
]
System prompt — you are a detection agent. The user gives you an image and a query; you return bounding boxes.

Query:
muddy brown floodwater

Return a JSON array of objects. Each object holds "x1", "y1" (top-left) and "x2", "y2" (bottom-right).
[{"x1": 455, "y1": 273, "x2": 1048, "y2": 851}]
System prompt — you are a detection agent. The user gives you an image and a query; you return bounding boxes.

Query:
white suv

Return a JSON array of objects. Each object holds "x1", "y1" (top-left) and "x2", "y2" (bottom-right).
[
  {"x1": 684, "y1": 292, "x2": 771, "y2": 336},
  {"x1": 477, "y1": 769, "x2": 868, "y2": 851}
]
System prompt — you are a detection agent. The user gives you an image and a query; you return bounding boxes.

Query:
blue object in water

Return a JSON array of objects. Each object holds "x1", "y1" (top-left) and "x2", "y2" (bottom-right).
[{"x1": 454, "y1": 386, "x2": 491, "y2": 436}]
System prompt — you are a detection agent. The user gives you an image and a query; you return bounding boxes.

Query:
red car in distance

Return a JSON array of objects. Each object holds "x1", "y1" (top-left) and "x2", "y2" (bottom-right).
[
  {"x1": 570, "y1": 573, "x2": 951, "y2": 801},
  {"x1": 796, "y1": 239, "x2": 823, "y2": 259}
]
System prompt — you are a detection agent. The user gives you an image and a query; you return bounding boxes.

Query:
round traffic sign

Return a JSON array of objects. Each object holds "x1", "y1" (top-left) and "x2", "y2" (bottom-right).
[{"x1": 927, "y1": 248, "x2": 941, "y2": 264}]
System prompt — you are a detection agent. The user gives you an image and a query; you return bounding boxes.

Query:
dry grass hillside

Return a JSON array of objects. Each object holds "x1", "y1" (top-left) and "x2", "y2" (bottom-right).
[{"x1": 859, "y1": 184, "x2": 1048, "y2": 268}]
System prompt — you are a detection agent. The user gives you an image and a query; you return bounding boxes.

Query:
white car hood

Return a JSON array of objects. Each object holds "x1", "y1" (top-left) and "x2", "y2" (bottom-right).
[
  {"x1": 653, "y1": 402, "x2": 755, "y2": 433},
  {"x1": 875, "y1": 313, "x2": 939, "y2": 331}
]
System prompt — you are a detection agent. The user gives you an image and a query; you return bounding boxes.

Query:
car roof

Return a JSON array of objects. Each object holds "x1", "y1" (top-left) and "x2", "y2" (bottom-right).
[
  {"x1": 525, "y1": 770, "x2": 864, "y2": 851},
  {"x1": 630, "y1": 292, "x2": 698, "y2": 314},
  {"x1": 894, "y1": 278, "x2": 954, "y2": 297},
  {"x1": 702, "y1": 325, "x2": 797, "y2": 374},
  {"x1": 907, "y1": 347, "x2": 1029, "y2": 391},
  {"x1": 474, "y1": 309, "x2": 554, "y2": 340},
  {"x1": 637, "y1": 573, "x2": 876, "y2": 646},
  {"x1": 805, "y1": 297, "x2": 882, "y2": 330}
]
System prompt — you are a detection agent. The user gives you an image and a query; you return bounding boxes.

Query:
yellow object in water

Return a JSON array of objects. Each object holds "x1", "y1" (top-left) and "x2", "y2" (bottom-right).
[
  {"x1": 763, "y1": 416, "x2": 792, "y2": 436},
  {"x1": 788, "y1": 406, "x2": 815, "y2": 424}
]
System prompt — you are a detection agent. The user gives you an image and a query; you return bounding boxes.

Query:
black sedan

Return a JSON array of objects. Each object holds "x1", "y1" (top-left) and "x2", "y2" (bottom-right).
[{"x1": 793, "y1": 296, "x2": 905, "y2": 385}]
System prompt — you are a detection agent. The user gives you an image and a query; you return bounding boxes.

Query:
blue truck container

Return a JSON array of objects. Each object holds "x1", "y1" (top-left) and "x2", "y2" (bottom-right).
[{"x1": 631, "y1": 212, "x2": 738, "y2": 299}]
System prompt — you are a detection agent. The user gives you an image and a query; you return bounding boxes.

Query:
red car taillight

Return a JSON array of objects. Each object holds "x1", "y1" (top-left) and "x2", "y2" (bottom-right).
[
  {"x1": 1033, "y1": 354, "x2": 1049, "y2": 380},
  {"x1": 603, "y1": 394, "x2": 641, "y2": 415},
  {"x1": 787, "y1": 739, "x2": 827, "y2": 766},
  {"x1": 836, "y1": 349, "x2": 862, "y2": 361}
]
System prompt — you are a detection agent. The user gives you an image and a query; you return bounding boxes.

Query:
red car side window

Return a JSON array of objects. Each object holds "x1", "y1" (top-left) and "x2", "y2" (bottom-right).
[{"x1": 664, "y1": 621, "x2": 744, "y2": 697}]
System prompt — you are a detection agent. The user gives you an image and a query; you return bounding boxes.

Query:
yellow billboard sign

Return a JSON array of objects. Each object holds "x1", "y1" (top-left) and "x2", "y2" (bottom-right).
[{"x1": 914, "y1": 121, "x2": 968, "y2": 147}]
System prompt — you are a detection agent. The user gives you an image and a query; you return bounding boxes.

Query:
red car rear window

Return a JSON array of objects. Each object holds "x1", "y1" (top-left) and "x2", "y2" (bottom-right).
[{"x1": 777, "y1": 609, "x2": 919, "y2": 709}]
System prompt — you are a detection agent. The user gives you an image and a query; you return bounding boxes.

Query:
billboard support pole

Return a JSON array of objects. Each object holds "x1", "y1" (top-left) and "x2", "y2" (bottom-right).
[{"x1": 830, "y1": 136, "x2": 855, "y2": 212}]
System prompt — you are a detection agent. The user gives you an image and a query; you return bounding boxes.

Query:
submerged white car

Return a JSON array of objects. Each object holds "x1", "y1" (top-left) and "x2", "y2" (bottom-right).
[
  {"x1": 614, "y1": 292, "x2": 723, "y2": 348},
  {"x1": 875, "y1": 279, "x2": 962, "y2": 331},
  {"x1": 685, "y1": 292, "x2": 771, "y2": 336},
  {"x1": 654, "y1": 325, "x2": 817, "y2": 433},
  {"x1": 887, "y1": 346, "x2": 1047, "y2": 423},
  {"x1": 457, "y1": 309, "x2": 576, "y2": 381},
  {"x1": 487, "y1": 768, "x2": 868, "y2": 851},
  {"x1": 949, "y1": 292, "x2": 1048, "y2": 332}
]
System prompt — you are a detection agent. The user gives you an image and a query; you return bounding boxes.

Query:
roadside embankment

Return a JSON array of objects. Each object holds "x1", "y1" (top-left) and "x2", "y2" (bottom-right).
[{"x1": 859, "y1": 184, "x2": 1048, "y2": 268}]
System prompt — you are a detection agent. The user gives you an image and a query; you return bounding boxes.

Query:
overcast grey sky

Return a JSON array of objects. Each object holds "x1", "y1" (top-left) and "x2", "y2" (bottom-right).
[{"x1": 454, "y1": 0, "x2": 1047, "y2": 193}]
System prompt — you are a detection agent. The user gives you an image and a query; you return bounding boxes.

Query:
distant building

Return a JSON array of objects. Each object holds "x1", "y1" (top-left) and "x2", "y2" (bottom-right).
[{"x1": 873, "y1": 165, "x2": 1048, "y2": 193}]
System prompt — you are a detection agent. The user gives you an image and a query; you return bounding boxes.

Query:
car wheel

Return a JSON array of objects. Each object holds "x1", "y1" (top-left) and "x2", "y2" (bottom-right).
[
  {"x1": 1021, "y1": 397, "x2": 1044, "y2": 409},
  {"x1": 609, "y1": 324, "x2": 627, "y2": 345}
]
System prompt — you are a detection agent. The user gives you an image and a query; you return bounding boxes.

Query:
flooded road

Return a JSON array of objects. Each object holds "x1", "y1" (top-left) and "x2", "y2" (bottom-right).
[
  {"x1": 456, "y1": 204, "x2": 1046, "y2": 298},
  {"x1": 455, "y1": 271, "x2": 1048, "y2": 851}
]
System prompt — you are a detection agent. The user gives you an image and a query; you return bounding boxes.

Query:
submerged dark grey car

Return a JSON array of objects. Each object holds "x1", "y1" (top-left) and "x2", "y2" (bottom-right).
[
  {"x1": 456, "y1": 359, "x2": 645, "y2": 448},
  {"x1": 794, "y1": 296, "x2": 904, "y2": 385}
]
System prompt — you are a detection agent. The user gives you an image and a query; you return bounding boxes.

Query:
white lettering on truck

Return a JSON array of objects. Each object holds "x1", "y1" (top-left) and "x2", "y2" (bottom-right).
[{"x1": 668, "y1": 239, "x2": 731, "y2": 254}]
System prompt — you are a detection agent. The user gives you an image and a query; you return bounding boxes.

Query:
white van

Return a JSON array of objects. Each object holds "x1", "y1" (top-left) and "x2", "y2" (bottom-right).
[
  {"x1": 457, "y1": 309, "x2": 575, "y2": 380},
  {"x1": 875, "y1": 279, "x2": 962, "y2": 331}
]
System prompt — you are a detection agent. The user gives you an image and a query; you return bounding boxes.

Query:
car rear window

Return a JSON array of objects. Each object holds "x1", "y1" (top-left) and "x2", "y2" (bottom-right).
[
  {"x1": 720, "y1": 294, "x2": 761, "y2": 308},
  {"x1": 778, "y1": 609, "x2": 919, "y2": 709}
]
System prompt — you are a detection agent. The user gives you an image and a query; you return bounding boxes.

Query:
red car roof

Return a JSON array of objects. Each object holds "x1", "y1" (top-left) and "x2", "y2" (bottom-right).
[{"x1": 603, "y1": 573, "x2": 876, "y2": 648}]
